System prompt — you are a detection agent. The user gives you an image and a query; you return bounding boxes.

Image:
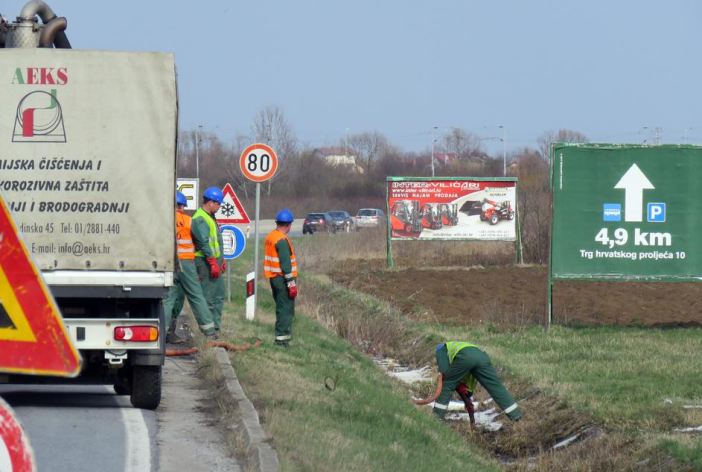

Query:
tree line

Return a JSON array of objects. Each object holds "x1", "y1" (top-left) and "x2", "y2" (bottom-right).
[{"x1": 177, "y1": 107, "x2": 588, "y2": 264}]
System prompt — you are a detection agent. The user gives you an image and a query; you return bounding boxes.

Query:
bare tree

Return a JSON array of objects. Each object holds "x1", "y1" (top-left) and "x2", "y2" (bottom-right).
[
  {"x1": 251, "y1": 106, "x2": 298, "y2": 195},
  {"x1": 439, "y1": 128, "x2": 483, "y2": 159},
  {"x1": 347, "y1": 131, "x2": 391, "y2": 174},
  {"x1": 537, "y1": 129, "x2": 588, "y2": 160}
]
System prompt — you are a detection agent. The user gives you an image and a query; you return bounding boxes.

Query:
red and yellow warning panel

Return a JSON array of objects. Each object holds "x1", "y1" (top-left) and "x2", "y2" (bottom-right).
[{"x1": 0, "y1": 196, "x2": 81, "y2": 377}]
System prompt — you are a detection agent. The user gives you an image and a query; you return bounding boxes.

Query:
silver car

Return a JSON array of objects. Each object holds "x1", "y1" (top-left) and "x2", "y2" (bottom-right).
[{"x1": 355, "y1": 208, "x2": 385, "y2": 229}]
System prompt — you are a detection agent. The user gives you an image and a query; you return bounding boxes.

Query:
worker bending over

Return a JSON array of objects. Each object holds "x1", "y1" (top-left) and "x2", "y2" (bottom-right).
[{"x1": 433, "y1": 341, "x2": 522, "y2": 421}]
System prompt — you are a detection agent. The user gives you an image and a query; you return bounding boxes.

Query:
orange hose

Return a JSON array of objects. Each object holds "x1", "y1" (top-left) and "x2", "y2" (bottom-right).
[
  {"x1": 413, "y1": 374, "x2": 443, "y2": 405},
  {"x1": 166, "y1": 338, "x2": 262, "y2": 357}
]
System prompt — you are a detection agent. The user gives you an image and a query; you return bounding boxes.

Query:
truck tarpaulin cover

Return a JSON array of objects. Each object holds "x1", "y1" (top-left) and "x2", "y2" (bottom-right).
[
  {"x1": 387, "y1": 178, "x2": 517, "y2": 241},
  {"x1": 0, "y1": 50, "x2": 176, "y2": 271}
]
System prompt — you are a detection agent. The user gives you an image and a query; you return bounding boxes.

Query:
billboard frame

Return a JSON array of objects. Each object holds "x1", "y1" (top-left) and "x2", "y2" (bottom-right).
[
  {"x1": 385, "y1": 176, "x2": 522, "y2": 268},
  {"x1": 547, "y1": 142, "x2": 702, "y2": 326}
]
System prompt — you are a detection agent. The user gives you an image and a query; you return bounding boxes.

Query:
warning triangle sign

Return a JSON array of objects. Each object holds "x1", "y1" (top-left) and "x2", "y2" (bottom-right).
[
  {"x1": 215, "y1": 183, "x2": 251, "y2": 224},
  {"x1": 0, "y1": 196, "x2": 81, "y2": 377}
]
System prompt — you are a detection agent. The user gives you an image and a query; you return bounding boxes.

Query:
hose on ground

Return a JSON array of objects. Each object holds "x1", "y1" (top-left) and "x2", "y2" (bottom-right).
[
  {"x1": 412, "y1": 374, "x2": 443, "y2": 405},
  {"x1": 166, "y1": 338, "x2": 262, "y2": 357}
]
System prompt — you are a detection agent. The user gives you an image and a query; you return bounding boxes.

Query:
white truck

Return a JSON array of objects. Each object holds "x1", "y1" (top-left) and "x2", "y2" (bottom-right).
[{"x1": 0, "y1": 1, "x2": 177, "y2": 409}]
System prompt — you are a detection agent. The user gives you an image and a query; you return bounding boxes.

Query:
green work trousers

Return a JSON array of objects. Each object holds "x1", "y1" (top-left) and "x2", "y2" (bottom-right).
[
  {"x1": 194, "y1": 257, "x2": 225, "y2": 331},
  {"x1": 163, "y1": 259, "x2": 216, "y2": 336},
  {"x1": 434, "y1": 347, "x2": 522, "y2": 420},
  {"x1": 270, "y1": 276, "x2": 295, "y2": 342}
]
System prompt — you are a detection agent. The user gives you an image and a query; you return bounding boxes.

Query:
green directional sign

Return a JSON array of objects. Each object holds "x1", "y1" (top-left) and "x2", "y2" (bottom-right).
[{"x1": 550, "y1": 144, "x2": 702, "y2": 281}]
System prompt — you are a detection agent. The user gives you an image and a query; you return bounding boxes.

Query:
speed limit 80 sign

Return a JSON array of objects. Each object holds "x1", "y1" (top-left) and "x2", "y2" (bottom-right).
[{"x1": 239, "y1": 143, "x2": 278, "y2": 182}]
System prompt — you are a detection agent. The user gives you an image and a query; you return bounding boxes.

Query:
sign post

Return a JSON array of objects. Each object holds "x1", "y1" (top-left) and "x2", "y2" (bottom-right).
[
  {"x1": 549, "y1": 144, "x2": 702, "y2": 326},
  {"x1": 239, "y1": 143, "x2": 279, "y2": 320},
  {"x1": 220, "y1": 224, "x2": 246, "y2": 303}
]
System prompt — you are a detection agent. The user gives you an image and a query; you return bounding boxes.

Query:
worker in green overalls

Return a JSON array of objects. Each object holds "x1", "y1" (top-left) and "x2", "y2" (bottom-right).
[
  {"x1": 433, "y1": 341, "x2": 522, "y2": 421},
  {"x1": 192, "y1": 186, "x2": 226, "y2": 338}
]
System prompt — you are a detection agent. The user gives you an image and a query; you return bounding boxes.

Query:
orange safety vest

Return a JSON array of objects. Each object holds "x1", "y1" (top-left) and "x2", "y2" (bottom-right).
[
  {"x1": 264, "y1": 229, "x2": 298, "y2": 279},
  {"x1": 175, "y1": 210, "x2": 195, "y2": 260}
]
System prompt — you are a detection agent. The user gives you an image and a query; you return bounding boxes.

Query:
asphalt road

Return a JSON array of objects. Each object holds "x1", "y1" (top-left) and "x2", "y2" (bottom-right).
[
  {"x1": 0, "y1": 357, "x2": 238, "y2": 472},
  {"x1": 233, "y1": 219, "x2": 303, "y2": 238}
]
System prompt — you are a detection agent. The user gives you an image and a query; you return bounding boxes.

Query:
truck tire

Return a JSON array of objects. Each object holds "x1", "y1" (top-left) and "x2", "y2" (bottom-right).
[
  {"x1": 130, "y1": 365, "x2": 162, "y2": 410},
  {"x1": 490, "y1": 213, "x2": 499, "y2": 225}
]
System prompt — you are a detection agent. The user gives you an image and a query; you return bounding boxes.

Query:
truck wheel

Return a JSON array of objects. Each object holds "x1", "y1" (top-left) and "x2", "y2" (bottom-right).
[
  {"x1": 490, "y1": 214, "x2": 499, "y2": 225},
  {"x1": 130, "y1": 365, "x2": 162, "y2": 410}
]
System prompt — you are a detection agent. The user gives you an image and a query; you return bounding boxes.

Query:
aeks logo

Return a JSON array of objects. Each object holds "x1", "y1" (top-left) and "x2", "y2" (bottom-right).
[{"x1": 10, "y1": 67, "x2": 68, "y2": 143}]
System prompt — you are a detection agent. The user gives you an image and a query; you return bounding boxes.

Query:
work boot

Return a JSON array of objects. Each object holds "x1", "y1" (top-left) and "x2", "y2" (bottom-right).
[{"x1": 274, "y1": 340, "x2": 289, "y2": 348}]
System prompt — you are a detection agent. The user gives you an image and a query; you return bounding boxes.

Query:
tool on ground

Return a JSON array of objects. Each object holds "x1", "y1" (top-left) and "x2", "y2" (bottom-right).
[{"x1": 456, "y1": 382, "x2": 476, "y2": 425}]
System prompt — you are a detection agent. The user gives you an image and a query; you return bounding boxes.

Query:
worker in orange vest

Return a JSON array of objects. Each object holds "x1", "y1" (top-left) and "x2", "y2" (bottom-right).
[
  {"x1": 263, "y1": 209, "x2": 298, "y2": 347},
  {"x1": 163, "y1": 192, "x2": 216, "y2": 342}
]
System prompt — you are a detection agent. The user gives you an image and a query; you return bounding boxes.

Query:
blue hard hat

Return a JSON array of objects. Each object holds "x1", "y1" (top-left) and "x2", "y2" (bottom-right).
[
  {"x1": 203, "y1": 186, "x2": 223, "y2": 204},
  {"x1": 275, "y1": 208, "x2": 294, "y2": 223},
  {"x1": 176, "y1": 191, "x2": 187, "y2": 206},
  {"x1": 436, "y1": 343, "x2": 445, "y2": 353}
]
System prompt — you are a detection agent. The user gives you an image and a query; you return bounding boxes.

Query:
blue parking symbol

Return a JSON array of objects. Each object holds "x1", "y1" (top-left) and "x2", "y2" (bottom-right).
[{"x1": 647, "y1": 203, "x2": 666, "y2": 222}]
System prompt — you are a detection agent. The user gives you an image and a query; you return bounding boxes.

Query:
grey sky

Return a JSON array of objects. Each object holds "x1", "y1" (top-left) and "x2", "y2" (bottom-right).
[{"x1": 4, "y1": 0, "x2": 701, "y2": 154}]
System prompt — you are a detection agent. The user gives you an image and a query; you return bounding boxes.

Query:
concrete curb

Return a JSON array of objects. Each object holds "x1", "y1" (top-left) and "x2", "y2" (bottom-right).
[{"x1": 212, "y1": 347, "x2": 280, "y2": 472}]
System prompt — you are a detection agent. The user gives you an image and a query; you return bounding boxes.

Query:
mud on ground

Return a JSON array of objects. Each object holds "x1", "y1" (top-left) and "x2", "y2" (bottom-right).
[{"x1": 329, "y1": 260, "x2": 702, "y2": 327}]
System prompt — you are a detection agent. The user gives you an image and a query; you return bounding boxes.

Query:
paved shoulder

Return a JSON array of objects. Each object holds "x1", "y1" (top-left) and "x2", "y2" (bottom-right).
[{"x1": 158, "y1": 357, "x2": 241, "y2": 472}]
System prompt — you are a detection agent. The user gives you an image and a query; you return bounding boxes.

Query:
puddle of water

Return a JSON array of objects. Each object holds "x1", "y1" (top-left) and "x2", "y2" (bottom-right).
[
  {"x1": 674, "y1": 425, "x2": 702, "y2": 433},
  {"x1": 552, "y1": 433, "x2": 580, "y2": 449}
]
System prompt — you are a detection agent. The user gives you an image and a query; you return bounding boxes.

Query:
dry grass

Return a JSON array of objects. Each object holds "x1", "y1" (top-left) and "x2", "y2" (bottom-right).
[{"x1": 294, "y1": 228, "x2": 515, "y2": 273}]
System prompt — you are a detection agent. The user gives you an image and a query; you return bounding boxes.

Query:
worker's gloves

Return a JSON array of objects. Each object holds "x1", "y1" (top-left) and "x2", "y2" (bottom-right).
[
  {"x1": 456, "y1": 383, "x2": 474, "y2": 413},
  {"x1": 286, "y1": 279, "x2": 298, "y2": 299},
  {"x1": 221, "y1": 261, "x2": 227, "y2": 272},
  {"x1": 206, "y1": 257, "x2": 221, "y2": 279}
]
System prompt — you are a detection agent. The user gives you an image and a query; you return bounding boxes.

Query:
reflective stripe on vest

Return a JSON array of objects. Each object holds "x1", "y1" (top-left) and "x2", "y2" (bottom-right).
[
  {"x1": 176, "y1": 211, "x2": 195, "y2": 260},
  {"x1": 263, "y1": 230, "x2": 298, "y2": 279},
  {"x1": 192, "y1": 208, "x2": 221, "y2": 258}
]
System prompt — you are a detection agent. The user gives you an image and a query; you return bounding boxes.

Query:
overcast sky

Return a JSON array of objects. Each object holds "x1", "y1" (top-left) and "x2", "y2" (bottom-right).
[{"x1": 3, "y1": 0, "x2": 701, "y2": 154}]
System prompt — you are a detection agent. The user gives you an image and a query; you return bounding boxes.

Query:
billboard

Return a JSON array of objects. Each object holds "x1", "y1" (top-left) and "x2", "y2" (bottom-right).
[
  {"x1": 550, "y1": 144, "x2": 702, "y2": 281},
  {"x1": 387, "y1": 177, "x2": 517, "y2": 241}
]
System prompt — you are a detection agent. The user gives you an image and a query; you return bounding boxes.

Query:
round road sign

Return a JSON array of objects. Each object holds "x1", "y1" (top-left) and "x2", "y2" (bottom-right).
[
  {"x1": 0, "y1": 398, "x2": 35, "y2": 472},
  {"x1": 220, "y1": 225, "x2": 246, "y2": 260},
  {"x1": 239, "y1": 143, "x2": 278, "y2": 183}
]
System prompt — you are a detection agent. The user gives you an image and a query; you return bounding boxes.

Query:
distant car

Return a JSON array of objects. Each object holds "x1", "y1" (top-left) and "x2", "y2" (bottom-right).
[
  {"x1": 302, "y1": 212, "x2": 330, "y2": 234},
  {"x1": 325, "y1": 210, "x2": 355, "y2": 233},
  {"x1": 355, "y1": 208, "x2": 385, "y2": 229}
]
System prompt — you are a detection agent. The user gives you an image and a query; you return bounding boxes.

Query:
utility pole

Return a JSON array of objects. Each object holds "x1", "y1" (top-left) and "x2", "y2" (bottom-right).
[
  {"x1": 195, "y1": 124, "x2": 202, "y2": 179},
  {"x1": 499, "y1": 125, "x2": 506, "y2": 176},
  {"x1": 431, "y1": 126, "x2": 437, "y2": 177}
]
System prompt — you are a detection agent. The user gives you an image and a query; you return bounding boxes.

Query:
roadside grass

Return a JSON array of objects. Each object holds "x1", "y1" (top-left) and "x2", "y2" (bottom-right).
[
  {"x1": 217, "y1": 250, "x2": 498, "y2": 472},
  {"x1": 217, "y1": 235, "x2": 701, "y2": 470},
  {"x1": 293, "y1": 270, "x2": 702, "y2": 470}
]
